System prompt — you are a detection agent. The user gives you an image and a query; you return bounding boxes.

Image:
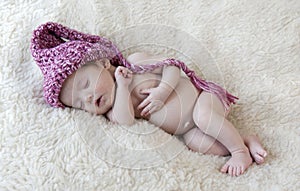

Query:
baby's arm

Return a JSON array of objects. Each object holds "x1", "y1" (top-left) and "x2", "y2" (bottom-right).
[
  {"x1": 138, "y1": 65, "x2": 181, "y2": 116},
  {"x1": 107, "y1": 66, "x2": 134, "y2": 125},
  {"x1": 158, "y1": 65, "x2": 181, "y2": 96}
]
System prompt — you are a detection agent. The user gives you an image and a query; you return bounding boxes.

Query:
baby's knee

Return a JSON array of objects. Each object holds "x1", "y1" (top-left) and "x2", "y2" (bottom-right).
[{"x1": 192, "y1": 108, "x2": 213, "y2": 130}]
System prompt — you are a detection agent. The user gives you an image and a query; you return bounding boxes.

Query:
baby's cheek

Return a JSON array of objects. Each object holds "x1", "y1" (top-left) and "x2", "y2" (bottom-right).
[{"x1": 82, "y1": 105, "x2": 94, "y2": 114}]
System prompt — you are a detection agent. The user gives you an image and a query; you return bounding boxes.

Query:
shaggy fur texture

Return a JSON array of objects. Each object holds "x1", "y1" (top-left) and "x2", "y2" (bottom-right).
[{"x1": 0, "y1": 0, "x2": 299, "y2": 190}]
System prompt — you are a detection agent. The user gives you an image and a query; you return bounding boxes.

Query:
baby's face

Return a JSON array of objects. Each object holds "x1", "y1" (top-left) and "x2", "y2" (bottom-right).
[{"x1": 60, "y1": 59, "x2": 116, "y2": 115}]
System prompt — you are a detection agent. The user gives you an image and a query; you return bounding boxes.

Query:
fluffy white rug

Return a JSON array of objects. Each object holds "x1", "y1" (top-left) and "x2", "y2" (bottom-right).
[{"x1": 1, "y1": 0, "x2": 299, "y2": 190}]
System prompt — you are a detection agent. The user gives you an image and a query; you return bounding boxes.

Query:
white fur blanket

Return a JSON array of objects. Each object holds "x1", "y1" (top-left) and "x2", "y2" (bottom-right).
[{"x1": 1, "y1": 0, "x2": 299, "y2": 190}]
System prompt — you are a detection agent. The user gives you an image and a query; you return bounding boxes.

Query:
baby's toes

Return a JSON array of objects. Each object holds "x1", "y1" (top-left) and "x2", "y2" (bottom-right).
[
  {"x1": 260, "y1": 150, "x2": 267, "y2": 157},
  {"x1": 241, "y1": 166, "x2": 245, "y2": 174},
  {"x1": 220, "y1": 163, "x2": 229, "y2": 173},
  {"x1": 230, "y1": 166, "x2": 235, "y2": 176},
  {"x1": 254, "y1": 153, "x2": 266, "y2": 164},
  {"x1": 234, "y1": 166, "x2": 245, "y2": 177},
  {"x1": 229, "y1": 166, "x2": 234, "y2": 176},
  {"x1": 236, "y1": 167, "x2": 241, "y2": 176},
  {"x1": 233, "y1": 166, "x2": 238, "y2": 177}
]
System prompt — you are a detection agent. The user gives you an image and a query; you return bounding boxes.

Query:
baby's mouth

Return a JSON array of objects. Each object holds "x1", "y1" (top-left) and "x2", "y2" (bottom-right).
[{"x1": 95, "y1": 96, "x2": 102, "y2": 107}]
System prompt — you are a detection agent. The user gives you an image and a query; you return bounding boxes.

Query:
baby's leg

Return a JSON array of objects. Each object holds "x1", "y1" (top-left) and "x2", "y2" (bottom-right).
[
  {"x1": 244, "y1": 135, "x2": 267, "y2": 164},
  {"x1": 183, "y1": 129, "x2": 267, "y2": 164},
  {"x1": 183, "y1": 127, "x2": 229, "y2": 156},
  {"x1": 193, "y1": 92, "x2": 252, "y2": 176}
]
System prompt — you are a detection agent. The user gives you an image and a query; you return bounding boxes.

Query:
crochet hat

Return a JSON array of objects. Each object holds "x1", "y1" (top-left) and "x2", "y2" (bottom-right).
[{"x1": 30, "y1": 22, "x2": 128, "y2": 108}]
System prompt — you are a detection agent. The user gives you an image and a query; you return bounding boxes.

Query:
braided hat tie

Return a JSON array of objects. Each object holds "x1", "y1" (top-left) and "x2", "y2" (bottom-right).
[{"x1": 31, "y1": 22, "x2": 238, "y2": 109}]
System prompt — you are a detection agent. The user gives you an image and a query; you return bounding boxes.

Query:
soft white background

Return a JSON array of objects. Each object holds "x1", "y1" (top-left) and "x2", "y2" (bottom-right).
[{"x1": 0, "y1": 0, "x2": 299, "y2": 190}]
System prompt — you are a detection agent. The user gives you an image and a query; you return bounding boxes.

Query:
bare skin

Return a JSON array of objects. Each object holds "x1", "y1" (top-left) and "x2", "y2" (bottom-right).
[
  {"x1": 244, "y1": 135, "x2": 268, "y2": 165},
  {"x1": 183, "y1": 130, "x2": 267, "y2": 165},
  {"x1": 60, "y1": 52, "x2": 267, "y2": 176}
]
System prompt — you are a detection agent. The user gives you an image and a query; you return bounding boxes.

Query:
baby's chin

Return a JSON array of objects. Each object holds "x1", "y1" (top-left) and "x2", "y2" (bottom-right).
[{"x1": 94, "y1": 104, "x2": 112, "y2": 116}]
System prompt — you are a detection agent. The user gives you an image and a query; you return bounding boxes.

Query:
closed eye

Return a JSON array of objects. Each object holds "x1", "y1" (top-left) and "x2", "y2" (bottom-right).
[{"x1": 84, "y1": 80, "x2": 90, "y2": 89}]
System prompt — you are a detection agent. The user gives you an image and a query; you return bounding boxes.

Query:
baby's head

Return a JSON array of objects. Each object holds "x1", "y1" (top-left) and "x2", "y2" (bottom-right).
[
  {"x1": 59, "y1": 58, "x2": 116, "y2": 115},
  {"x1": 31, "y1": 22, "x2": 128, "y2": 113}
]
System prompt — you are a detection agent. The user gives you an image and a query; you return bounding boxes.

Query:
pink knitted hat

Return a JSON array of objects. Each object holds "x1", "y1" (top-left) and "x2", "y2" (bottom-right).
[
  {"x1": 31, "y1": 22, "x2": 238, "y2": 110},
  {"x1": 30, "y1": 22, "x2": 128, "y2": 108}
]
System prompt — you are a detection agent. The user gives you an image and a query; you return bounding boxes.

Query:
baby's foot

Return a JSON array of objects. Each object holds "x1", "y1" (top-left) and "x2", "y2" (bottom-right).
[
  {"x1": 244, "y1": 135, "x2": 267, "y2": 164},
  {"x1": 220, "y1": 148, "x2": 252, "y2": 176}
]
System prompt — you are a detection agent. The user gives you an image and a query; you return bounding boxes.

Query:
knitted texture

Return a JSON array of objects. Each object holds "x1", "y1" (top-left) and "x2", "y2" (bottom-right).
[{"x1": 30, "y1": 22, "x2": 238, "y2": 109}]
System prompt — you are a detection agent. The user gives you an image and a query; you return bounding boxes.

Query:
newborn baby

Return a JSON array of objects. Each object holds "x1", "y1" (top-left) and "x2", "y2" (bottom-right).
[{"x1": 31, "y1": 22, "x2": 267, "y2": 177}]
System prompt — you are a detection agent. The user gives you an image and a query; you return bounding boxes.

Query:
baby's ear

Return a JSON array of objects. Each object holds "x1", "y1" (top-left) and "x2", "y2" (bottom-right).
[{"x1": 95, "y1": 58, "x2": 111, "y2": 69}]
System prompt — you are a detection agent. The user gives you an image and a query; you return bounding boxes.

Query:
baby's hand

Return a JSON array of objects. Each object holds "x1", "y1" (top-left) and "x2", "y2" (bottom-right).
[
  {"x1": 137, "y1": 86, "x2": 170, "y2": 116},
  {"x1": 115, "y1": 66, "x2": 133, "y2": 86}
]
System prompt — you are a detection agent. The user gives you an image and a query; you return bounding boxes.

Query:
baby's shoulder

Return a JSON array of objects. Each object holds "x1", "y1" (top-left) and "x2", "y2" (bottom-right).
[
  {"x1": 127, "y1": 52, "x2": 167, "y2": 65},
  {"x1": 127, "y1": 52, "x2": 150, "y2": 64}
]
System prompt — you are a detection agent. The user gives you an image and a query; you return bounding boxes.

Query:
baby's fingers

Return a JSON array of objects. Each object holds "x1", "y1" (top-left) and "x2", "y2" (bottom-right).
[
  {"x1": 140, "y1": 88, "x2": 152, "y2": 95},
  {"x1": 140, "y1": 100, "x2": 163, "y2": 116},
  {"x1": 124, "y1": 72, "x2": 132, "y2": 79},
  {"x1": 118, "y1": 68, "x2": 127, "y2": 76},
  {"x1": 140, "y1": 103, "x2": 153, "y2": 116},
  {"x1": 116, "y1": 67, "x2": 132, "y2": 76},
  {"x1": 138, "y1": 97, "x2": 150, "y2": 110},
  {"x1": 144, "y1": 105, "x2": 160, "y2": 116}
]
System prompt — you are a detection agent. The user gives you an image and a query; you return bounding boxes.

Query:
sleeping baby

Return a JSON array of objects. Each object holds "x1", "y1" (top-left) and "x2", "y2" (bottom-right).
[{"x1": 31, "y1": 22, "x2": 267, "y2": 176}]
